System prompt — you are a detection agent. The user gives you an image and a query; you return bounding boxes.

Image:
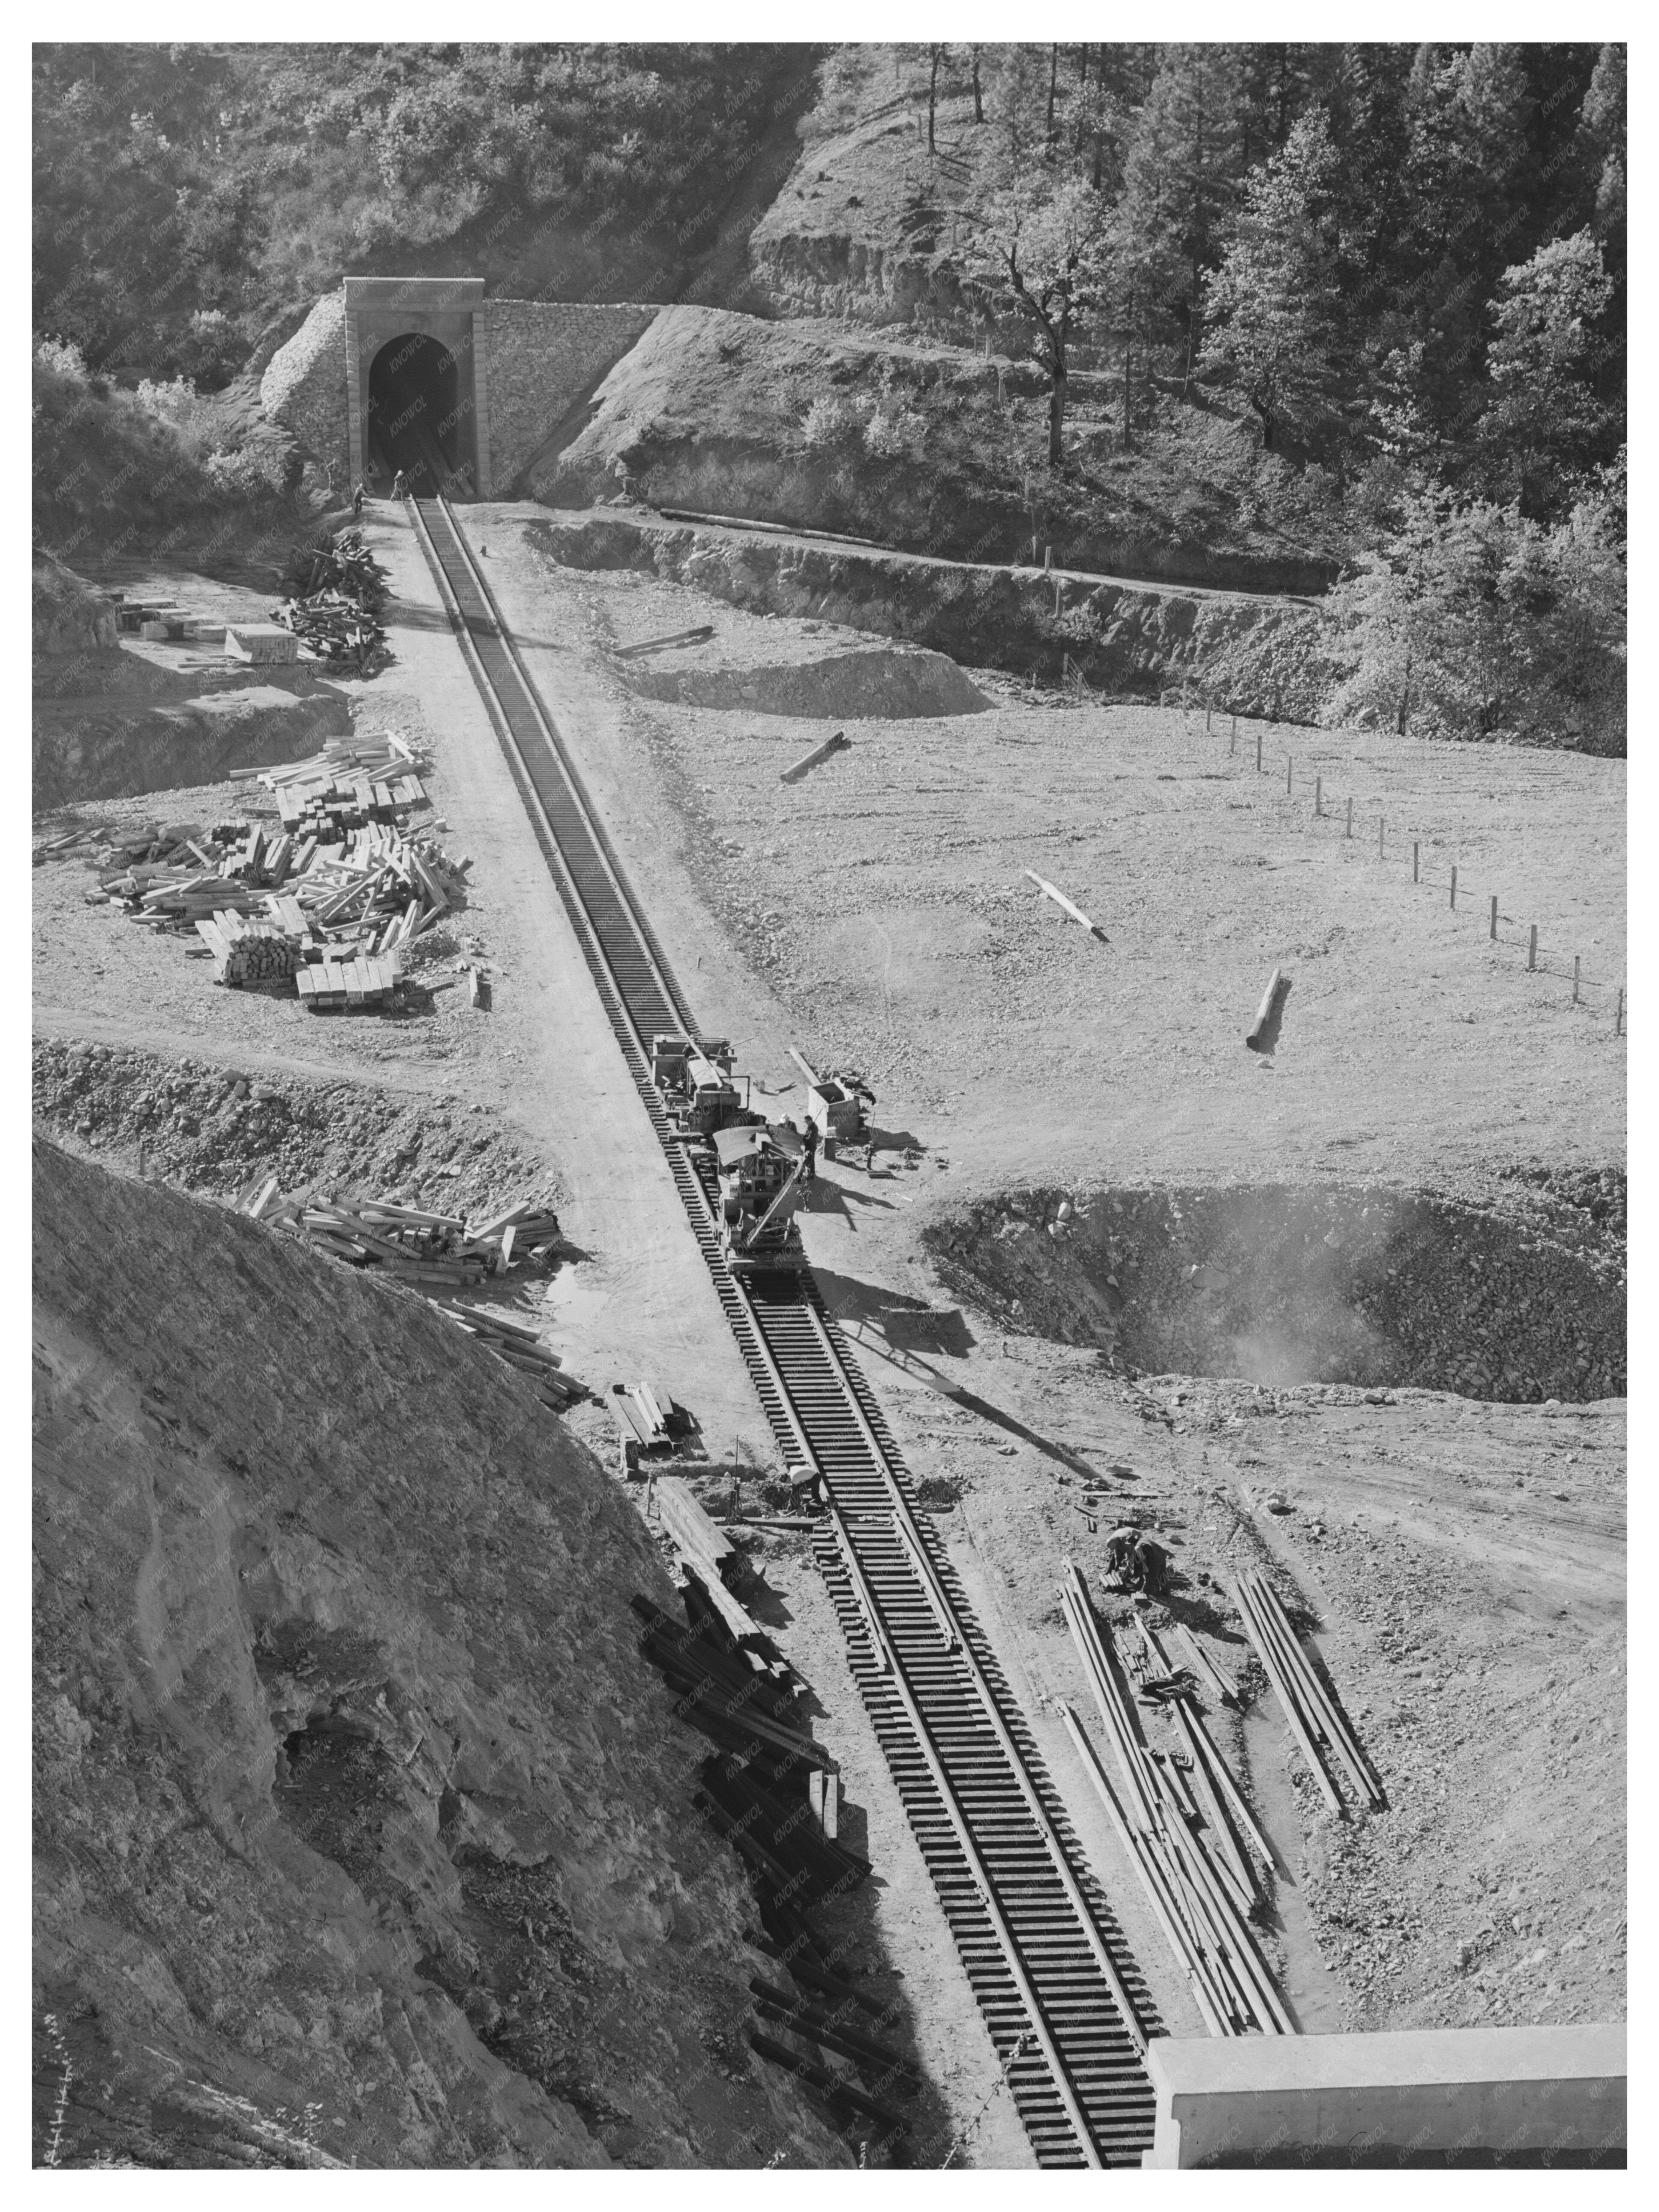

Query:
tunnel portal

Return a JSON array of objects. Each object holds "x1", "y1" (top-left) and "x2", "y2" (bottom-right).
[{"x1": 344, "y1": 275, "x2": 487, "y2": 498}]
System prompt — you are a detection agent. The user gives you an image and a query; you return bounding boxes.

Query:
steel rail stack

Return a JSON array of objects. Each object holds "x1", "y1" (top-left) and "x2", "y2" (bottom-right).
[{"x1": 408, "y1": 492, "x2": 1159, "y2": 2166}]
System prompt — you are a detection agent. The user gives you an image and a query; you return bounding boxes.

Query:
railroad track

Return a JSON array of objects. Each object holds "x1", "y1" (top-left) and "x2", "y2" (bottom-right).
[{"x1": 408, "y1": 492, "x2": 1159, "y2": 2166}]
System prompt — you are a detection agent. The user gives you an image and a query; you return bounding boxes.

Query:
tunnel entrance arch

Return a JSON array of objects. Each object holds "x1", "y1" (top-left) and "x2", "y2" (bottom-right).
[
  {"x1": 344, "y1": 276, "x2": 491, "y2": 498},
  {"x1": 367, "y1": 332, "x2": 461, "y2": 494}
]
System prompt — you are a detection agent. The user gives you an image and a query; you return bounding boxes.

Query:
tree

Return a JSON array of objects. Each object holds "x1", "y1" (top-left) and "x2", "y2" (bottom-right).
[
  {"x1": 1324, "y1": 489, "x2": 1522, "y2": 737},
  {"x1": 968, "y1": 170, "x2": 1109, "y2": 465},
  {"x1": 1579, "y1": 43, "x2": 1626, "y2": 238},
  {"x1": 1325, "y1": 481, "x2": 1623, "y2": 746},
  {"x1": 1479, "y1": 229, "x2": 1614, "y2": 512},
  {"x1": 970, "y1": 45, "x2": 984, "y2": 125},
  {"x1": 1118, "y1": 44, "x2": 1247, "y2": 392},
  {"x1": 1201, "y1": 109, "x2": 1342, "y2": 451}
]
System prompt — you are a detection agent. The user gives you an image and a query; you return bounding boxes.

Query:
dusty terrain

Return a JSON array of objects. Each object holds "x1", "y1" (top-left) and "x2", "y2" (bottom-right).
[{"x1": 34, "y1": 492, "x2": 1626, "y2": 2165}]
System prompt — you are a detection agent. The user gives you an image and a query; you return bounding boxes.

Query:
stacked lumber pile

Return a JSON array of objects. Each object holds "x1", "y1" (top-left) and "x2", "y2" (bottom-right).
[
  {"x1": 1060, "y1": 1561, "x2": 1295, "y2": 2039},
  {"x1": 609, "y1": 1379, "x2": 697, "y2": 1458},
  {"x1": 632, "y1": 1582, "x2": 909, "y2": 2134},
  {"x1": 1229, "y1": 1571, "x2": 1386, "y2": 1814},
  {"x1": 652, "y1": 1477, "x2": 777, "y2": 1650},
  {"x1": 272, "y1": 528, "x2": 389, "y2": 671},
  {"x1": 90, "y1": 740, "x2": 474, "y2": 1013},
  {"x1": 238, "y1": 1181, "x2": 562, "y2": 1287},
  {"x1": 241, "y1": 735, "x2": 429, "y2": 836}
]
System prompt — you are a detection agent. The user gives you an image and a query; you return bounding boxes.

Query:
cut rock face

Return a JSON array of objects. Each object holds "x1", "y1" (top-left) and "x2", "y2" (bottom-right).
[{"x1": 926, "y1": 1179, "x2": 1626, "y2": 1403}]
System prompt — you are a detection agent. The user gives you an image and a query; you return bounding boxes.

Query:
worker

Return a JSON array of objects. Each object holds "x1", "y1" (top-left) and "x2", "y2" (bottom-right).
[
  {"x1": 351, "y1": 480, "x2": 366, "y2": 522},
  {"x1": 391, "y1": 468, "x2": 409, "y2": 500},
  {"x1": 1105, "y1": 1525, "x2": 1169, "y2": 1597},
  {"x1": 802, "y1": 1117, "x2": 819, "y2": 1182}
]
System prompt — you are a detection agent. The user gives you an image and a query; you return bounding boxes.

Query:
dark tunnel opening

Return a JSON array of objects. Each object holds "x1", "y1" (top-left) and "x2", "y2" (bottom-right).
[{"x1": 366, "y1": 331, "x2": 465, "y2": 495}]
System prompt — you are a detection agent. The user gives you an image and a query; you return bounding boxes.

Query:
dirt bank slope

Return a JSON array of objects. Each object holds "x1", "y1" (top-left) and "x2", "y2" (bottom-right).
[
  {"x1": 32, "y1": 1137, "x2": 848, "y2": 2170},
  {"x1": 531, "y1": 509, "x2": 1316, "y2": 708}
]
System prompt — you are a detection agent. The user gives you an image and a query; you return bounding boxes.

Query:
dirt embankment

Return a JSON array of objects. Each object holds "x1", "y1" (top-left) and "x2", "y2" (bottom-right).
[
  {"x1": 34, "y1": 628, "x2": 353, "y2": 809},
  {"x1": 33, "y1": 1138, "x2": 854, "y2": 2170},
  {"x1": 530, "y1": 511, "x2": 1315, "y2": 707},
  {"x1": 533, "y1": 306, "x2": 1341, "y2": 597},
  {"x1": 623, "y1": 640, "x2": 990, "y2": 719},
  {"x1": 31, "y1": 1038, "x2": 557, "y2": 1221},
  {"x1": 924, "y1": 1176, "x2": 1627, "y2": 1405}
]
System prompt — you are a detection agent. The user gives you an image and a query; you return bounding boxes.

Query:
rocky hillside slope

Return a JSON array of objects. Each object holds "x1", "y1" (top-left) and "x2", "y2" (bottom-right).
[
  {"x1": 32, "y1": 1138, "x2": 848, "y2": 2169},
  {"x1": 534, "y1": 306, "x2": 1341, "y2": 596}
]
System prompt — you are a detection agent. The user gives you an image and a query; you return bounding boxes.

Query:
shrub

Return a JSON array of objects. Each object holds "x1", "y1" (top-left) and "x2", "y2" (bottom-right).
[{"x1": 801, "y1": 393, "x2": 856, "y2": 449}]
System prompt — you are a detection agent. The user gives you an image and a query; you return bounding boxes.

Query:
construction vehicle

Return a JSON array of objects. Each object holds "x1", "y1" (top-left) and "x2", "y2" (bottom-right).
[
  {"x1": 652, "y1": 1034, "x2": 746, "y2": 1136},
  {"x1": 787, "y1": 1048, "x2": 876, "y2": 1158},
  {"x1": 714, "y1": 1122, "x2": 809, "y2": 1271}
]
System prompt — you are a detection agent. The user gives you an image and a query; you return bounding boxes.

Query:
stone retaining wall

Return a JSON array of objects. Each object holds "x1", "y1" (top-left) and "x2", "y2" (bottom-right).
[{"x1": 483, "y1": 301, "x2": 658, "y2": 491}]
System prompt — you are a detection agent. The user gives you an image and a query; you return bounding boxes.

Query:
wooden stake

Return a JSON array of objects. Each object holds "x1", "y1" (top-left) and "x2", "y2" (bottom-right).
[
  {"x1": 1490, "y1": 895, "x2": 1498, "y2": 941},
  {"x1": 1314, "y1": 775, "x2": 1322, "y2": 817},
  {"x1": 1285, "y1": 756, "x2": 1293, "y2": 795},
  {"x1": 1528, "y1": 924, "x2": 1538, "y2": 971},
  {"x1": 1255, "y1": 729, "x2": 1262, "y2": 772},
  {"x1": 1413, "y1": 841, "x2": 1420, "y2": 884},
  {"x1": 1206, "y1": 705, "x2": 1213, "y2": 733},
  {"x1": 1574, "y1": 954, "x2": 1581, "y2": 1004},
  {"x1": 1450, "y1": 864, "x2": 1457, "y2": 910},
  {"x1": 1345, "y1": 797, "x2": 1353, "y2": 839},
  {"x1": 1229, "y1": 717, "x2": 1237, "y2": 756},
  {"x1": 1616, "y1": 989, "x2": 1624, "y2": 1035}
]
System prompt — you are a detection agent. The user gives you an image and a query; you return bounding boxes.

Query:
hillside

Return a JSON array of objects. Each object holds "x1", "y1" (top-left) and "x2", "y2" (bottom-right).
[
  {"x1": 536, "y1": 305, "x2": 1343, "y2": 594},
  {"x1": 32, "y1": 1137, "x2": 849, "y2": 2169}
]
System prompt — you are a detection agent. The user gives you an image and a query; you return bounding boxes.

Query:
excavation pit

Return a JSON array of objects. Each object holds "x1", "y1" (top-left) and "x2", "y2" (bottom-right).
[{"x1": 926, "y1": 1178, "x2": 1626, "y2": 1404}]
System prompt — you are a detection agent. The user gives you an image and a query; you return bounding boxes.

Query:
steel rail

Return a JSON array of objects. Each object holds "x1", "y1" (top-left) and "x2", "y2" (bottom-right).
[{"x1": 407, "y1": 489, "x2": 1158, "y2": 2165}]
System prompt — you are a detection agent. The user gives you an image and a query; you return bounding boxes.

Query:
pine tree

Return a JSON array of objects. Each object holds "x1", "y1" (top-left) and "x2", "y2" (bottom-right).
[
  {"x1": 1201, "y1": 109, "x2": 1343, "y2": 451},
  {"x1": 1118, "y1": 44, "x2": 1247, "y2": 392}
]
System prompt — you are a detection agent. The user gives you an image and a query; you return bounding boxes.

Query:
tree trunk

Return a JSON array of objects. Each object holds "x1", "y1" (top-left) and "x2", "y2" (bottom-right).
[
  {"x1": 1049, "y1": 357, "x2": 1067, "y2": 466},
  {"x1": 1251, "y1": 396, "x2": 1276, "y2": 451},
  {"x1": 928, "y1": 47, "x2": 940, "y2": 154},
  {"x1": 971, "y1": 47, "x2": 983, "y2": 124},
  {"x1": 1395, "y1": 653, "x2": 1413, "y2": 736},
  {"x1": 1047, "y1": 44, "x2": 1058, "y2": 143}
]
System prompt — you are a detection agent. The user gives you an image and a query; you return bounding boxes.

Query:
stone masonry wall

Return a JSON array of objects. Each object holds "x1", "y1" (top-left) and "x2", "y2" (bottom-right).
[
  {"x1": 260, "y1": 289, "x2": 348, "y2": 481},
  {"x1": 483, "y1": 301, "x2": 658, "y2": 493}
]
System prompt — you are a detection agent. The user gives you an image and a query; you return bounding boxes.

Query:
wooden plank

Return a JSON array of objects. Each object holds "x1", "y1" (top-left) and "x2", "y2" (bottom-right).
[
  {"x1": 1024, "y1": 868, "x2": 1109, "y2": 943},
  {"x1": 656, "y1": 1477, "x2": 737, "y2": 1570}
]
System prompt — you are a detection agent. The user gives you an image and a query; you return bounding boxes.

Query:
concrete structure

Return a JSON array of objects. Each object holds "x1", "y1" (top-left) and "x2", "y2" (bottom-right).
[
  {"x1": 1142, "y1": 2025, "x2": 1626, "y2": 2168},
  {"x1": 260, "y1": 282, "x2": 658, "y2": 500},
  {"x1": 344, "y1": 277, "x2": 489, "y2": 494}
]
